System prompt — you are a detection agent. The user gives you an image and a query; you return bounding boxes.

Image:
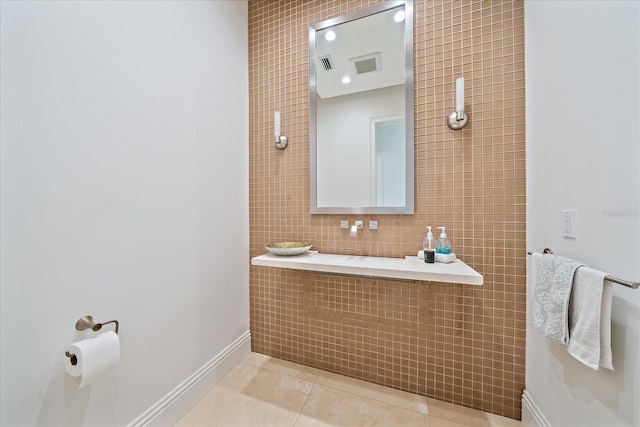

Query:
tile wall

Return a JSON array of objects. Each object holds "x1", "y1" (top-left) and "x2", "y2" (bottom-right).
[{"x1": 249, "y1": 0, "x2": 525, "y2": 419}]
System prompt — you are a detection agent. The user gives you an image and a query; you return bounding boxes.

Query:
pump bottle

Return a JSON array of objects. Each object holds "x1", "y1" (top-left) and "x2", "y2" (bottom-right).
[
  {"x1": 422, "y1": 226, "x2": 435, "y2": 263},
  {"x1": 435, "y1": 227, "x2": 451, "y2": 254}
]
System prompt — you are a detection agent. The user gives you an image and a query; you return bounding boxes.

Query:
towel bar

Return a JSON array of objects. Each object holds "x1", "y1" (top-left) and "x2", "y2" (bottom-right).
[{"x1": 527, "y1": 250, "x2": 639, "y2": 289}]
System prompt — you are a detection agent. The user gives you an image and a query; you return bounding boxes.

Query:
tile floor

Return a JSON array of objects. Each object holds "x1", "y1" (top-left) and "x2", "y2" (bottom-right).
[{"x1": 176, "y1": 353, "x2": 522, "y2": 427}]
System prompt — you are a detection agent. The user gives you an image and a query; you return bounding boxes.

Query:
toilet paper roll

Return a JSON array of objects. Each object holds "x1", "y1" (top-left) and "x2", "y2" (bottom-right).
[{"x1": 65, "y1": 331, "x2": 120, "y2": 388}]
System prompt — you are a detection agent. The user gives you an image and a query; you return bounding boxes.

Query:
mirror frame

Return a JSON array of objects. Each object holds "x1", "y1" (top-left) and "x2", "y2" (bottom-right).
[{"x1": 309, "y1": 0, "x2": 414, "y2": 215}]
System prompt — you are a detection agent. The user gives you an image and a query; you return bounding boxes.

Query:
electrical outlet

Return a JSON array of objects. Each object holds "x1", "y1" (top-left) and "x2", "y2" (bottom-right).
[
  {"x1": 369, "y1": 220, "x2": 378, "y2": 230},
  {"x1": 562, "y1": 210, "x2": 576, "y2": 239},
  {"x1": 340, "y1": 220, "x2": 349, "y2": 229}
]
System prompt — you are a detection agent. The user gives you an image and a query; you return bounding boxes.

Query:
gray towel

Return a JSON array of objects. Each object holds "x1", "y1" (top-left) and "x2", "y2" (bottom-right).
[
  {"x1": 531, "y1": 253, "x2": 583, "y2": 344},
  {"x1": 567, "y1": 267, "x2": 614, "y2": 370}
]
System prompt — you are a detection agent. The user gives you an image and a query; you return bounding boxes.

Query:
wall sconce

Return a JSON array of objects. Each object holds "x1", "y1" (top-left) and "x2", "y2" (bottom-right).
[
  {"x1": 274, "y1": 111, "x2": 288, "y2": 149},
  {"x1": 446, "y1": 77, "x2": 468, "y2": 130}
]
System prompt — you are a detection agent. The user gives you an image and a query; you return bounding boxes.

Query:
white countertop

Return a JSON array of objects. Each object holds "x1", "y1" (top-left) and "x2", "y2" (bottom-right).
[{"x1": 251, "y1": 251, "x2": 483, "y2": 285}]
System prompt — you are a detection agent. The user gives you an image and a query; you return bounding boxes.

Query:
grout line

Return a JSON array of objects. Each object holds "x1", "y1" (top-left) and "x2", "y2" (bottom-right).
[
  {"x1": 309, "y1": 380, "x2": 430, "y2": 418},
  {"x1": 314, "y1": 372, "x2": 429, "y2": 416},
  {"x1": 292, "y1": 382, "x2": 317, "y2": 427},
  {"x1": 246, "y1": 355, "x2": 431, "y2": 417},
  {"x1": 243, "y1": 354, "x2": 322, "y2": 384}
]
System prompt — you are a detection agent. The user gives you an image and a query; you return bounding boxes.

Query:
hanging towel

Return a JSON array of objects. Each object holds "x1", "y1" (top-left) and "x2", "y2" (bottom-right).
[
  {"x1": 567, "y1": 266, "x2": 614, "y2": 370},
  {"x1": 599, "y1": 279, "x2": 614, "y2": 370},
  {"x1": 531, "y1": 253, "x2": 583, "y2": 344}
]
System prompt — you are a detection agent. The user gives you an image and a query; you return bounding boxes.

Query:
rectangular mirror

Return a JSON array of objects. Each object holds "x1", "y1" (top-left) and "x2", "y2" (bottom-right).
[{"x1": 310, "y1": 0, "x2": 414, "y2": 214}]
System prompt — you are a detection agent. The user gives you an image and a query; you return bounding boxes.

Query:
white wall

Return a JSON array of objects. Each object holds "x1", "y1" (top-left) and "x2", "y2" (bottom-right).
[
  {"x1": 525, "y1": 1, "x2": 640, "y2": 426},
  {"x1": 317, "y1": 85, "x2": 404, "y2": 207},
  {"x1": 0, "y1": 1, "x2": 249, "y2": 425}
]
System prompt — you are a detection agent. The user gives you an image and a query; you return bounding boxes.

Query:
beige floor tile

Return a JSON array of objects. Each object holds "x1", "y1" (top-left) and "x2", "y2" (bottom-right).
[
  {"x1": 427, "y1": 416, "x2": 468, "y2": 427},
  {"x1": 219, "y1": 361, "x2": 314, "y2": 396},
  {"x1": 295, "y1": 384, "x2": 431, "y2": 427},
  {"x1": 316, "y1": 371, "x2": 428, "y2": 415},
  {"x1": 175, "y1": 385, "x2": 300, "y2": 427},
  {"x1": 244, "y1": 352, "x2": 320, "y2": 383},
  {"x1": 176, "y1": 362, "x2": 314, "y2": 427},
  {"x1": 175, "y1": 357, "x2": 521, "y2": 427},
  {"x1": 483, "y1": 412, "x2": 522, "y2": 427},
  {"x1": 427, "y1": 399, "x2": 521, "y2": 427}
]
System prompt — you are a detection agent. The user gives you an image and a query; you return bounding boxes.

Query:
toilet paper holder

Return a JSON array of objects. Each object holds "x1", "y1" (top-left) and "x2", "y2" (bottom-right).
[
  {"x1": 65, "y1": 315, "x2": 119, "y2": 366},
  {"x1": 73, "y1": 315, "x2": 119, "y2": 334}
]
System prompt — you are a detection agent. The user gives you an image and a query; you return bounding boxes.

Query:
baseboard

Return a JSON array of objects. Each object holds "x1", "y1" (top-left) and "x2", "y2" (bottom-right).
[
  {"x1": 127, "y1": 330, "x2": 251, "y2": 427},
  {"x1": 522, "y1": 389, "x2": 551, "y2": 427}
]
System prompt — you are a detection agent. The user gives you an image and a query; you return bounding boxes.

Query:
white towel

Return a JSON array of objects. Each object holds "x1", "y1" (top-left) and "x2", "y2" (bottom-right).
[
  {"x1": 566, "y1": 266, "x2": 614, "y2": 370},
  {"x1": 531, "y1": 253, "x2": 583, "y2": 344},
  {"x1": 599, "y1": 279, "x2": 614, "y2": 370}
]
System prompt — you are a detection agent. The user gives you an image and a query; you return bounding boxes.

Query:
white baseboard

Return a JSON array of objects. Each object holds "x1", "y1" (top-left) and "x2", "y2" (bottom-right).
[
  {"x1": 127, "y1": 330, "x2": 251, "y2": 427},
  {"x1": 522, "y1": 389, "x2": 551, "y2": 427}
]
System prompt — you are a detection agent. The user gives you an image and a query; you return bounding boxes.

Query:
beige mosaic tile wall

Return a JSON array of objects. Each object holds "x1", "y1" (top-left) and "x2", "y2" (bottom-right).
[{"x1": 249, "y1": 0, "x2": 525, "y2": 419}]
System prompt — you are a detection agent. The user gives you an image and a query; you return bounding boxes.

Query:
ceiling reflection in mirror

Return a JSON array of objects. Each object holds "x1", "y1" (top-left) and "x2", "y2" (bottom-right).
[{"x1": 310, "y1": 1, "x2": 414, "y2": 214}]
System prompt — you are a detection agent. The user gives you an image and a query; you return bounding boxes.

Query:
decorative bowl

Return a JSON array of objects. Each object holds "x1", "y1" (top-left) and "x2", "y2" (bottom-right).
[{"x1": 265, "y1": 241, "x2": 312, "y2": 256}]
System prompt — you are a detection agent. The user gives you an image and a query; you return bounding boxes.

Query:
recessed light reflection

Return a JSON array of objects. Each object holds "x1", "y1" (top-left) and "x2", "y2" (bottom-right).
[
  {"x1": 341, "y1": 76, "x2": 351, "y2": 84},
  {"x1": 325, "y1": 30, "x2": 336, "y2": 41},
  {"x1": 394, "y1": 10, "x2": 405, "y2": 22}
]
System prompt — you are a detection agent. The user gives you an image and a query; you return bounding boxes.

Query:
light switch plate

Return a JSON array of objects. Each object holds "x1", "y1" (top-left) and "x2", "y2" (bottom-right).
[{"x1": 562, "y1": 209, "x2": 576, "y2": 239}]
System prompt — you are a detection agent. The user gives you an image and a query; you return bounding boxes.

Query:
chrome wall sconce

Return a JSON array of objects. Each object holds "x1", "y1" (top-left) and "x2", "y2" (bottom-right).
[
  {"x1": 274, "y1": 111, "x2": 288, "y2": 149},
  {"x1": 446, "y1": 77, "x2": 468, "y2": 130}
]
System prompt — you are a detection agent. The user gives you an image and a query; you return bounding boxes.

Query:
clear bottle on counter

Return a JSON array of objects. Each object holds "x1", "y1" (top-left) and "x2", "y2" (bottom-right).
[
  {"x1": 423, "y1": 226, "x2": 435, "y2": 263},
  {"x1": 435, "y1": 227, "x2": 451, "y2": 254}
]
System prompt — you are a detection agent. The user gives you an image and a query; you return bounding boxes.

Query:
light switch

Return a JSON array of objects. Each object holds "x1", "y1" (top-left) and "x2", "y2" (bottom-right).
[
  {"x1": 562, "y1": 210, "x2": 576, "y2": 239},
  {"x1": 369, "y1": 220, "x2": 378, "y2": 230},
  {"x1": 340, "y1": 220, "x2": 349, "y2": 229}
]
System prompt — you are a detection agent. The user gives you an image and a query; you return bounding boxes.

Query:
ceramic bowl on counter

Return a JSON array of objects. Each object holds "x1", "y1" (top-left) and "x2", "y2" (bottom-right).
[{"x1": 264, "y1": 241, "x2": 312, "y2": 256}]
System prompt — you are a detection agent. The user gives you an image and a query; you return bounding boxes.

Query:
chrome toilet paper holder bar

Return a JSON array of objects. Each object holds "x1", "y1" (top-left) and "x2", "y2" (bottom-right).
[
  {"x1": 73, "y1": 315, "x2": 119, "y2": 334},
  {"x1": 65, "y1": 315, "x2": 119, "y2": 365}
]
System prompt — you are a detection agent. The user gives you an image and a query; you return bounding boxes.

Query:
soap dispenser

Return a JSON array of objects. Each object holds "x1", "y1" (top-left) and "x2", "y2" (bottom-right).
[
  {"x1": 423, "y1": 226, "x2": 435, "y2": 263},
  {"x1": 435, "y1": 227, "x2": 451, "y2": 254}
]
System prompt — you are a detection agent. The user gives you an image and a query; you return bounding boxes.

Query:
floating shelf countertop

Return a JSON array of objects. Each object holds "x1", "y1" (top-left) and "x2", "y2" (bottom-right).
[{"x1": 251, "y1": 251, "x2": 483, "y2": 285}]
